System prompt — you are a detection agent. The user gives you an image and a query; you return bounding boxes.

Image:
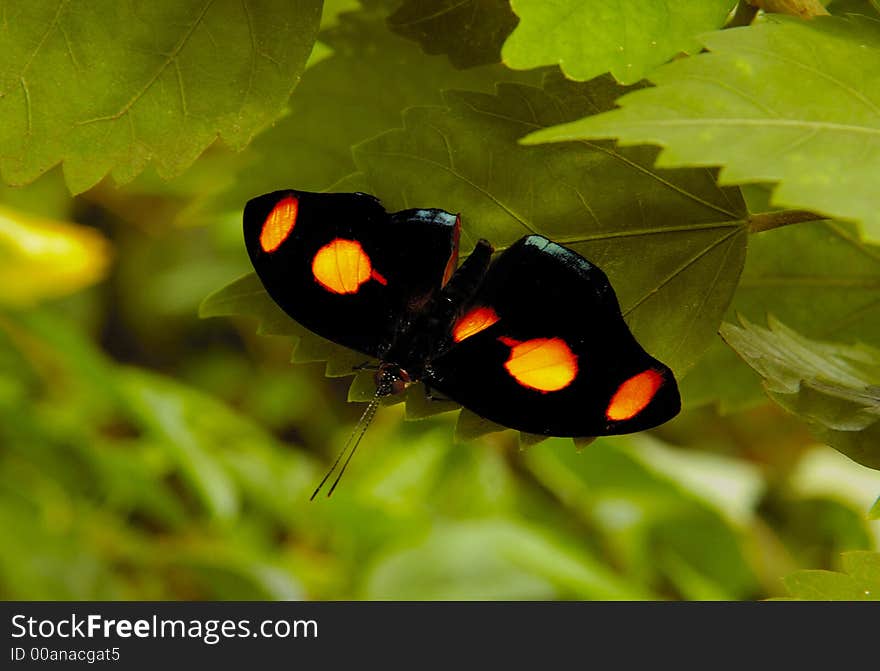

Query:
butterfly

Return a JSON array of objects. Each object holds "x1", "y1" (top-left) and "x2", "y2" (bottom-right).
[{"x1": 243, "y1": 189, "x2": 681, "y2": 496}]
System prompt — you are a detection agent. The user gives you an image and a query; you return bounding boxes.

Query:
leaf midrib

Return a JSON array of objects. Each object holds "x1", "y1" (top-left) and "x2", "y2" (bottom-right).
[
  {"x1": 454, "y1": 95, "x2": 744, "y2": 220},
  {"x1": 599, "y1": 117, "x2": 880, "y2": 137},
  {"x1": 391, "y1": 0, "x2": 472, "y2": 27}
]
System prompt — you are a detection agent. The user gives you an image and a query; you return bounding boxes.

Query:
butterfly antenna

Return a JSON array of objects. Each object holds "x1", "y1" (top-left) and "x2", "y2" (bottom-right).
[
  {"x1": 325, "y1": 396, "x2": 381, "y2": 498},
  {"x1": 309, "y1": 376, "x2": 390, "y2": 500}
]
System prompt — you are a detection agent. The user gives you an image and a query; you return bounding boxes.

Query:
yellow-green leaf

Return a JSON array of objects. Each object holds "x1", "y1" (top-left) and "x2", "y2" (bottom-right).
[
  {"x1": 524, "y1": 16, "x2": 880, "y2": 243},
  {"x1": 784, "y1": 551, "x2": 880, "y2": 599},
  {"x1": 502, "y1": 0, "x2": 737, "y2": 85}
]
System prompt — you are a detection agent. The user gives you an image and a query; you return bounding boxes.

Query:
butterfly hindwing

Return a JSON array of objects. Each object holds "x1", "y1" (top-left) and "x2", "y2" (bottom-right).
[
  {"x1": 244, "y1": 190, "x2": 460, "y2": 359},
  {"x1": 426, "y1": 236, "x2": 681, "y2": 436}
]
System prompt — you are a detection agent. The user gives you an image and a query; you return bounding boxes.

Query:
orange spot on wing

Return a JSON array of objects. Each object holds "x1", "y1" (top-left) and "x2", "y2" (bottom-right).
[
  {"x1": 312, "y1": 239, "x2": 374, "y2": 294},
  {"x1": 259, "y1": 195, "x2": 299, "y2": 252},
  {"x1": 606, "y1": 369, "x2": 663, "y2": 421},
  {"x1": 500, "y1": 337, "x2": 577, "y2": 392},
  {"x1": 453, "y1": 306, "x2": 499, "y2": 342}
]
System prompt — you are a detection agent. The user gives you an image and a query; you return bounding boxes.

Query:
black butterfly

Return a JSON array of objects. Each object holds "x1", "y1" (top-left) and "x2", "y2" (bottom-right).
[{"x1": 244, "y1": 189, "x2": 680, "y2": 496}]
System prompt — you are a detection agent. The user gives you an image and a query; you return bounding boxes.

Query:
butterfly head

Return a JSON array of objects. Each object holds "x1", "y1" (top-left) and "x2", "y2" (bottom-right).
[{"x1": 376, "y1": 363, "x2": 412, "y2": 397}]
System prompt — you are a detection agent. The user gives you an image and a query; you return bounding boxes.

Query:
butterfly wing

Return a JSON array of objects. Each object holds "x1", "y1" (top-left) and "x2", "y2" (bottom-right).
[
  {"x1": 244, "y1": 190, "x2": 460, "y2": 358},
  {"x1": 426, "y1": 235, "x2": 680, "y2": 436}
]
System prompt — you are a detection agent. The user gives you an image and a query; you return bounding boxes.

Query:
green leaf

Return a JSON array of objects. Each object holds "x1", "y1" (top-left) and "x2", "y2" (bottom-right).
[
  {"x1": 680, "y1": 339, "x2": 767, "y2": 413},
  {"x1": 783, "y1": 551, "x2": 880, "y2": 599},
  {"x1": 870, "y1": 495, "x2": 880, "y2": 519},
  {"x1": 842, "y1": 551, "x2": 880, "y2": 584},
  {"x1": 683, "y1": 220, "x2": 880, "y2": 412},
  {"x1": 454, "y1": 408, "x2": 507, "y2": 443},
  {"x1": 0, "y1": 0, "x2": 322, "y2": 193},
  {"x1": 502, "y1": 0, "x2": 737, "y2": 85},
  {"x1": 199, "y1": 273, "x2": 370, "y2": 377},
  {"x1": 350, "y1": 75, "x2": 748, "y2": 377},
  {"x1": 524, "y1": 16, "x2": 880, "y2": 242},
  {"x1": 720, "y1": 316, "x2": 880, "y2": 469},
  {"x1": 204, "y1": 4, "x2": 538, "y2": 214},
  {"x1": 733, "y1": 222, "x2": 880, "y2": 345},
  {"x1": 388, "y1": 0, "x2": 520, "y2": 68}
]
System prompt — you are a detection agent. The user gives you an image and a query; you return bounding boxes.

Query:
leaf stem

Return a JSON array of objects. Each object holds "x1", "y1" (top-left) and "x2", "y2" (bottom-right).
[
  {"x1": 727, "y1": 2, "x2": 759, "y2": 28},
  {"x1": 747, "y1": 209, "x2": 827, "y2": 233}
]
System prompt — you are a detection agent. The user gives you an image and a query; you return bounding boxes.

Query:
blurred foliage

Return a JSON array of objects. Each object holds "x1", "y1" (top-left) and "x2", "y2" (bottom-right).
[
  {"x1": 0, "y1": 0, "x2": 878, "y2": 601},
  {"x1": 0, "y1": 205, "x2": 110, "y2": 306}
]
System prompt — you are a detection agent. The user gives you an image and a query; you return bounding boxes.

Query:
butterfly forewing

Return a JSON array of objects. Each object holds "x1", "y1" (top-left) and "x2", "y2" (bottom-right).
[{"x1": 243, "y1": 189, "x2": 460, "y2": 359}]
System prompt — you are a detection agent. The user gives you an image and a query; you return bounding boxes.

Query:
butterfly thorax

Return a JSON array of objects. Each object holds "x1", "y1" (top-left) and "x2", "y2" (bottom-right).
[{"x1": 377, "y1": 240, "x2": 494, "y2": 385}]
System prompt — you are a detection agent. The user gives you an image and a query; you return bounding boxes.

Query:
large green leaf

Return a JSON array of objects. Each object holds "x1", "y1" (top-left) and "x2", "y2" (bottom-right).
[
  {"x1": 783, "y1": 551, "x2": 880, "y2": 600},
  {"x1": 0, "y1": 0, "x2": 322, "y2": 194},
  {"x1": 388, "y1": 0, "x2": 520, "y2": 68},
  {"x1": 204, "y1": 3, "x2": 538, "y2": 214},
  {"x1": 501, "y1": 0, "x2": 737, "y2": 85},
  {"x1": 683, "y1": 220, "x2": 880, "y2": 412},
  {"x1": 721, "y1": 316, "x2": 880, "y2": 469},
  {"x1": 524, "y1": 16, "x2": 880, "y2": 242}
]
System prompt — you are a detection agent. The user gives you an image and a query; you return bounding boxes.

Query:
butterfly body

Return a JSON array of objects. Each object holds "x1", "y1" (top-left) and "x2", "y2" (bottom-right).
[{"x1": 244, "y1": 189, "x2": 681, "y2": 438}]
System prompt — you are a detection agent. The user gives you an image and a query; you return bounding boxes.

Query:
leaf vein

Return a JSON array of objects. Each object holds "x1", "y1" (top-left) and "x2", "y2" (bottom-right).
[
  {"x1": 622, "y1": 227, "x2": 743, "y2": 316},
  {"x1": 363, "y1": 149, "x2": 538, "y2": 234},
  {"x1": 76, "y1": 0, "x2": 215, "y2": 126},
  {"x1": 730, "y1": 44, "x2": 880, "y2": 117},
  {"x1": 581, "y1": 140, "x2": 742, "y2": 219}
]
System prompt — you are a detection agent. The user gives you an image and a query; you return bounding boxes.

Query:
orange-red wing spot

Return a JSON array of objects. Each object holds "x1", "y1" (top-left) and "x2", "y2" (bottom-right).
[
  {"x1": 312, "y1": 238, "x2": 374, "y2": 294},
  {"x1": 452, "y1": 306, "x2": 499, "y2": 343},
  {"x1": 259, "y1": 195, "x2": 299, "y2": 252},
  {"x1": 606, "y1": 369, "x2": 663, "y2": 421},
  {"x1": 500, "y1": 337, "x2": 578, "y2": 393}
]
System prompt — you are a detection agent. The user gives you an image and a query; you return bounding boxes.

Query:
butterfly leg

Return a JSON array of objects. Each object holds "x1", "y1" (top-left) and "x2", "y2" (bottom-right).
[{"x1": 352, "y1": 360, "x2": 380, "y2": 372}]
